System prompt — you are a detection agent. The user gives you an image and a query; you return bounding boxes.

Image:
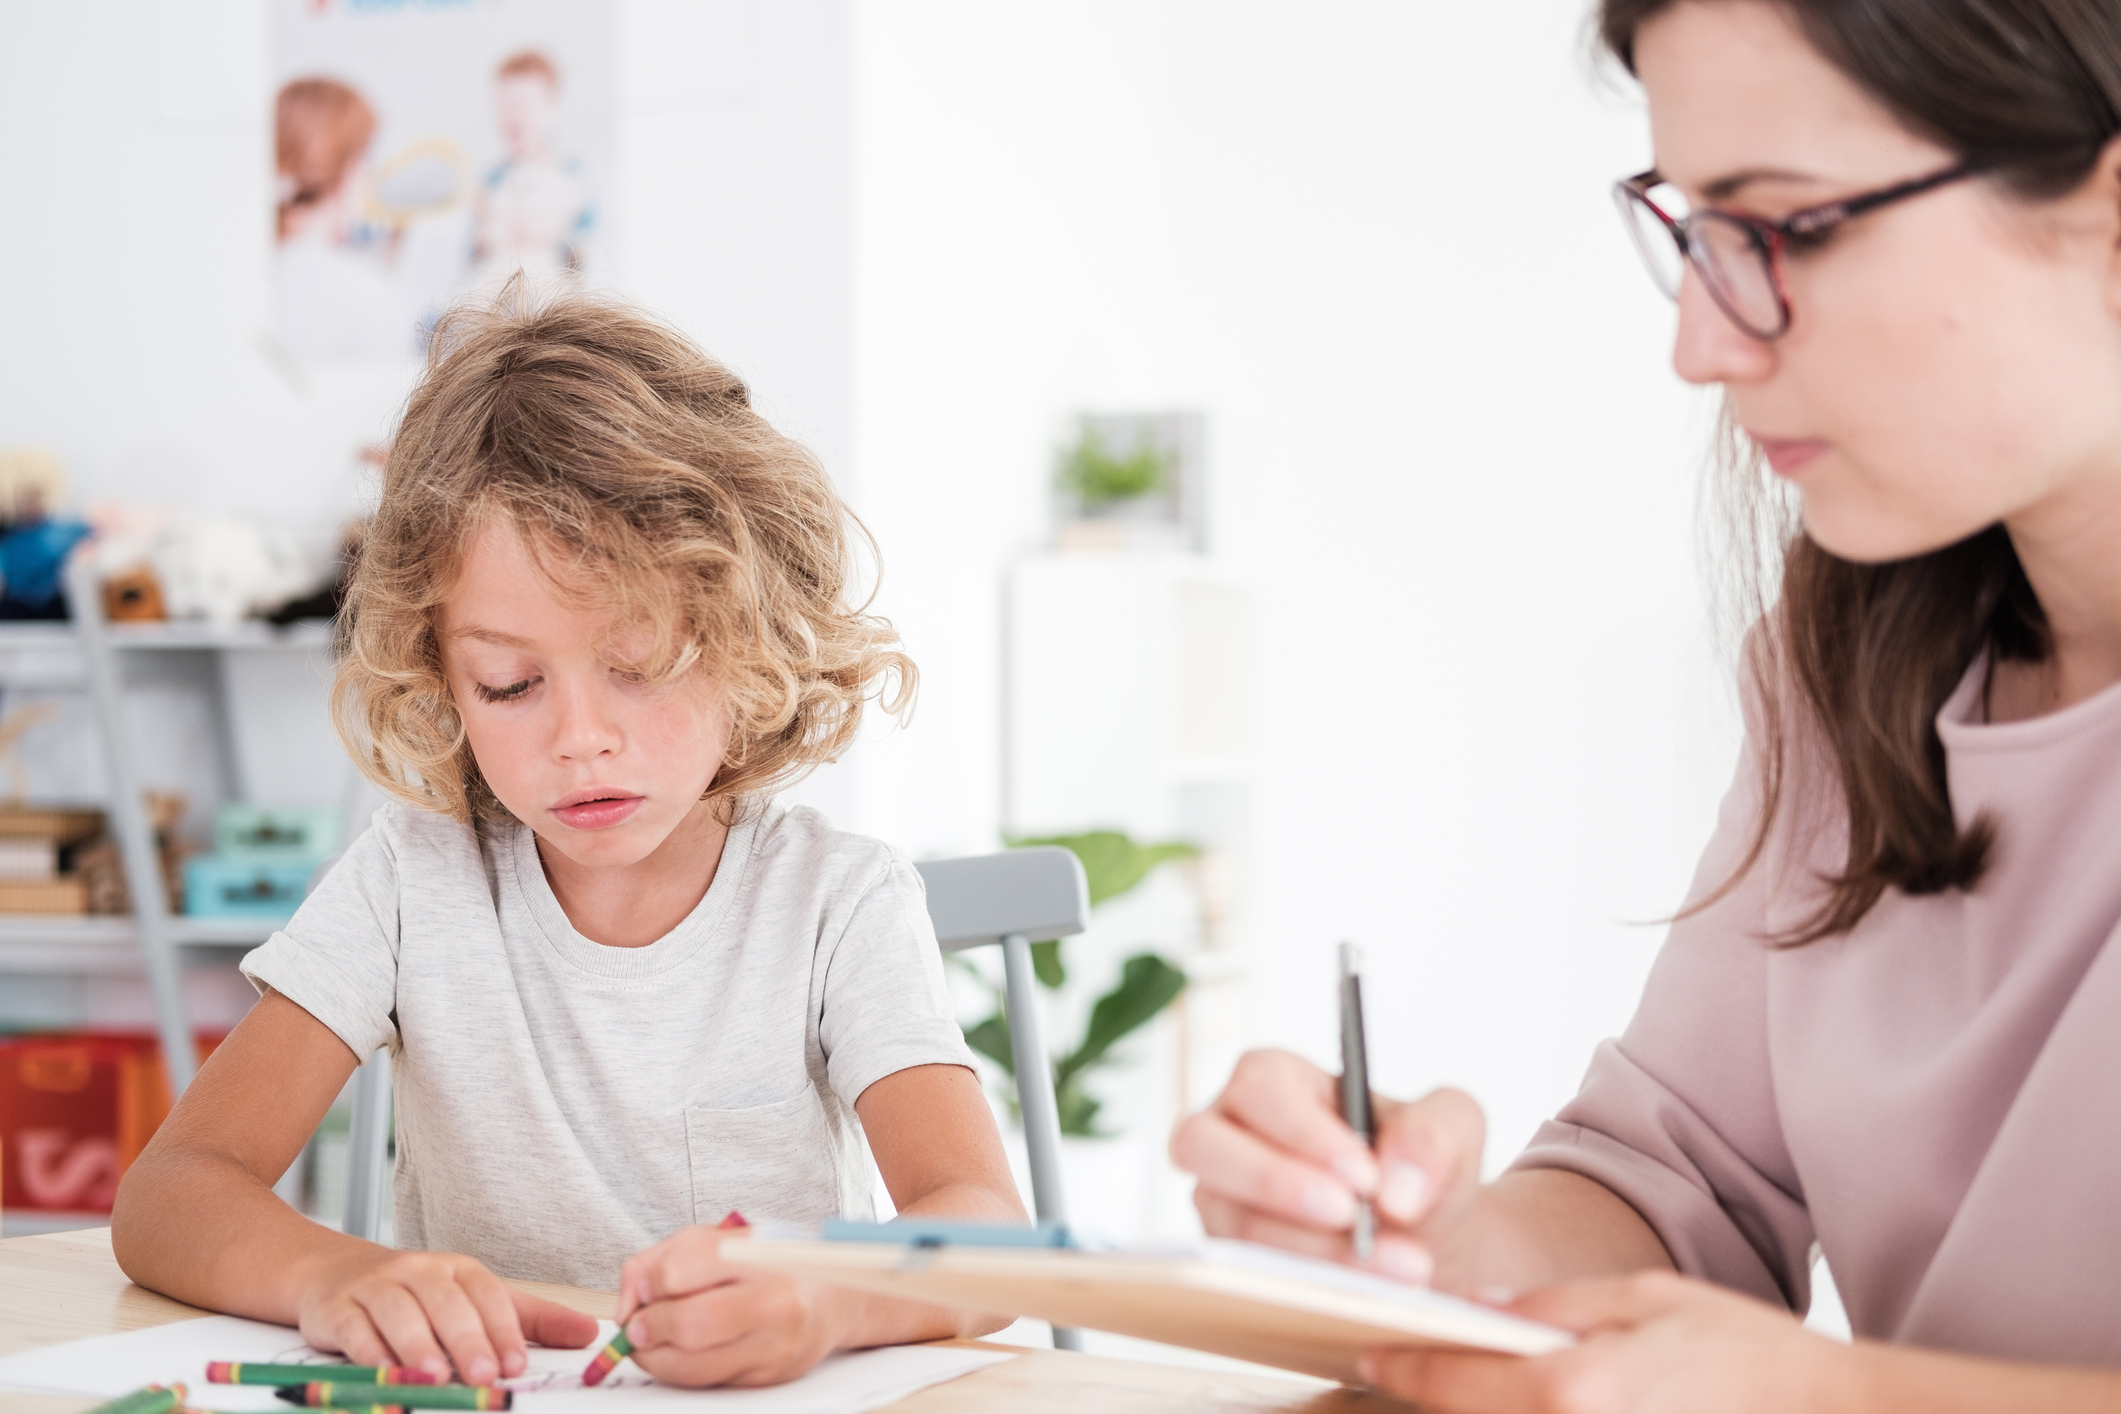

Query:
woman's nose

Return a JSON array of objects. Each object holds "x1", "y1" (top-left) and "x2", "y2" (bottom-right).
[{"x1": 1670, "y1": 266, "x2": 1776, "y2": 387}]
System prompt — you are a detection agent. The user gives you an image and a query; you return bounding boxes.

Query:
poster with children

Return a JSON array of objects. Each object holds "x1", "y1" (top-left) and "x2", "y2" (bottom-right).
[{"x1": 269, "y1": 0, "x2": 618, "y2": 367}]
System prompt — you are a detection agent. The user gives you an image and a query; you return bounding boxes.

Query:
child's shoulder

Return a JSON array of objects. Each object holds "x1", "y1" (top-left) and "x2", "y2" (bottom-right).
[
  {"x1": 352, "y1": 800, "x2": 490, "y2": 874},
  {"x1": 745, "y1": 801, "x2": 916, "y2": 902}
]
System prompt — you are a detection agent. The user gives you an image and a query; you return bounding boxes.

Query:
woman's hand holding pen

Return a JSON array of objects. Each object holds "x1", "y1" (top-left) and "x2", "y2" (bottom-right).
[
  {"x1": 1169, "y1": 1048, "x2": 1487, "y2": 1287},
  {"x1": 613, "y1": 1224, "x2": 843, "y2": 1388}
]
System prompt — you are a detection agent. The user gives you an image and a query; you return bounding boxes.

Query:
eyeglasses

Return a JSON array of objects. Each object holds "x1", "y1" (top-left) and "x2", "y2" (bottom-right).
[{"x1": 1615, "y1": 162, "x2": 1978, "y2": 340}]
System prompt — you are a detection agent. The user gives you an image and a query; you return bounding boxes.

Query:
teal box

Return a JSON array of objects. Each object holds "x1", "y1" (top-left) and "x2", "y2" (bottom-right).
[
  {"x1": 213, "y1": 805, "x2": 341, "y2": 860},
  {"x1": 184, "y1": 855, "x2": 314, "y2": 919}
]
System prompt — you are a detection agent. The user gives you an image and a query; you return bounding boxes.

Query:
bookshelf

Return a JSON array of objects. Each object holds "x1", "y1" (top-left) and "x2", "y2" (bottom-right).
[{"x1": 0, "y1": 566, "x2": 335, "y2": 1095}]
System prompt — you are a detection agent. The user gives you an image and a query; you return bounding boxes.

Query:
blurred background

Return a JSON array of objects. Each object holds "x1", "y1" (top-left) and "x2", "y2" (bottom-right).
[{"x1": 0, "y1": 0, "x2": 1748, "y2": 1334}]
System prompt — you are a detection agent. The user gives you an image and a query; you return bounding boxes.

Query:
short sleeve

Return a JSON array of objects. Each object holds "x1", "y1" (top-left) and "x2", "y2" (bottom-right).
[
  {"x1": 239, "y1": 813, "x2": 404, "y2": 1060},
  {"x1": 816, "y1": 856, "x2": 979, "y2": 1107},
  {"x1": 1510, "y1": 710, "x2": 1818, "y2": 1310}
]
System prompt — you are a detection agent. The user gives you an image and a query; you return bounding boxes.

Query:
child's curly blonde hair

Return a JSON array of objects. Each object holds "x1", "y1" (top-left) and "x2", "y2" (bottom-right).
[{"x1": 334, "y1": 286, "x2": 914, "y2": 825}]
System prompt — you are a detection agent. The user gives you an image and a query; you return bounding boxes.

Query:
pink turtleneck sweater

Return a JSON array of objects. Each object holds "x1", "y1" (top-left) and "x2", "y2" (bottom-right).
[{"x1": 1514, "y1": 656, "x2": 2121, "y2": 1365}]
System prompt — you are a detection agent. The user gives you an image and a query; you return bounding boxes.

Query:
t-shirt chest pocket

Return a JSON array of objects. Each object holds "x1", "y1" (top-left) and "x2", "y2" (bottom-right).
[{"x1": 683, "y1": 1089, "x2": 845, "y2": 1228}]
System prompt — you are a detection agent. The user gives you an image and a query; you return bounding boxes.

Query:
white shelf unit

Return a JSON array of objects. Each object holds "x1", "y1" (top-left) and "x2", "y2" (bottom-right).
[{"x1": 0, "y1": 564, "x2": 335, "y2": 1095}]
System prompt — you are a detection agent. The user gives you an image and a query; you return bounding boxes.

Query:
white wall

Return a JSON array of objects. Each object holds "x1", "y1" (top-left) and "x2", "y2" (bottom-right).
[
  {"x1": 844, "y1": 0, "x2": 1737, "y2": 1169},
  {"x1": 0, "y1": 0, "x2": 1743, "y2": 1180}
]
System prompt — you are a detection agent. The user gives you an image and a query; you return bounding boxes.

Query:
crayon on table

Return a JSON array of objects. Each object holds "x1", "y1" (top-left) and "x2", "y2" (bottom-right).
[
  {"x1": 88, "y1": 1384, "x2": 185, "y2": 1414},
  {"x1": 273, "y1": 1385, "x2": 508, "y2": 1410},
  {"x1": 208, "y1": 1365, "x2": 439, "y2": 1386},
  {"x1": 584, "y1": 1209, "x2": 750, "y2": 1387}
]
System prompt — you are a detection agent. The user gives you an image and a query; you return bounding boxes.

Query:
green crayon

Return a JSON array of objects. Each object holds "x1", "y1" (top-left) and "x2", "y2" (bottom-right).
[
  {"x1": 208, "y1": 1364, "x2": 439, "y2": 1386},
  {"x1": 274, "y1": 1386, "x2": 508, "y2": 1410},
  {"x1": 89, "y1": 1385, "x2": 185, "y2": 1414}
]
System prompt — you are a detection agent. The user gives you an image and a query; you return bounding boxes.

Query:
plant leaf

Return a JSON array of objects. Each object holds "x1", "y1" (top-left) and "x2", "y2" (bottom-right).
[
  {"x1": 1055, "y1": 1074, "x2": 1104, "y2": 1138},
  {"x1": 1056, "y1": 953, "x2": 1187, "y2": 1089},
  {"x1": 1009, "y1": 829, "x2": 1199, "y2": 908},
  {"x1": 1031, "y1": 938, "x2": 1066, "y2": 988},
  {"x1": 963, "y1": 1011, "x2": 1014, "y2": 1076}
]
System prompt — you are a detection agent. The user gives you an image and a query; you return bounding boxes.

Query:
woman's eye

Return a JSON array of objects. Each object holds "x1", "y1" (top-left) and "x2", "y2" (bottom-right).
[{"x1": 474, "y1": 677, "x2": 537, "y2": 703}]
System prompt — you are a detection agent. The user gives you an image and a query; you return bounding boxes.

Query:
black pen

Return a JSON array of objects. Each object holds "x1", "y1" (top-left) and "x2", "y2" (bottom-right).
[{"x1": 1338, "y1": 941, "x2": 1376, "y2": 1262}]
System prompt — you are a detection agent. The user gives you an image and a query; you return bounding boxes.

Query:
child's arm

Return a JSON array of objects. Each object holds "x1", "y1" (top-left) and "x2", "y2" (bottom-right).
[
  {"x1": 614, "y1": 1063, "x2": 1025, "y2": 1388},
  {"x1": 112, "y1": 990, "x2": 597, "y2": 1381}
]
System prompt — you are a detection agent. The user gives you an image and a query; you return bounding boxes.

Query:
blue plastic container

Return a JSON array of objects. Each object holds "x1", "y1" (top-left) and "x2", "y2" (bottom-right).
[{"x1": 182, "y1": 856, "x2": 314, "y2": 919}]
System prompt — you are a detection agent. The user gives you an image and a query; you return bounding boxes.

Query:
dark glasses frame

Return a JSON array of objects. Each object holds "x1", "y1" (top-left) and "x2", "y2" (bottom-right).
[{"x1": 1615, "y1": 162, "x2": 1980, "y2": 340}]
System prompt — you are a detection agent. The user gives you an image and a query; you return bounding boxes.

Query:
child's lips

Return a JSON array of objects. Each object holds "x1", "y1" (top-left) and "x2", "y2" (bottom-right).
[{"x1": 551, "y1": 794, "x2": 646, "y2": 830}]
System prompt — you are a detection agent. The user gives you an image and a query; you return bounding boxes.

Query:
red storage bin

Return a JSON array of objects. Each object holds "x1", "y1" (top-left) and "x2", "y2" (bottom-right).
[{"x1": 0, "y1": 1032, "x2": 224, "y2": 1214}]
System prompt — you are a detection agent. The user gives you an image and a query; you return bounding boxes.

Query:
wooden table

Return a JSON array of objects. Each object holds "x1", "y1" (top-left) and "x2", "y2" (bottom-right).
[{"x1": 0, "y1": 1230, "x2": 1389, "y2": 1413}]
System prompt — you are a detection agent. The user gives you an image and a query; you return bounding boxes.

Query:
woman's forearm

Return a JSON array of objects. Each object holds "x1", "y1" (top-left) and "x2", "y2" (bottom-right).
[
  {"x1": 1840, "y1": 1342, "x2": 2121, "y2": 1414},
  {"x1": 1432, "y1": 1168, "x2": 1676, "y2": 1296}
]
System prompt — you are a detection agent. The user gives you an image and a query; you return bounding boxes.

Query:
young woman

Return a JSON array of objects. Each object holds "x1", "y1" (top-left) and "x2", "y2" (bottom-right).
[{"x1": 1173, "y1": 1, "x2": 2121, "y2": 1409}]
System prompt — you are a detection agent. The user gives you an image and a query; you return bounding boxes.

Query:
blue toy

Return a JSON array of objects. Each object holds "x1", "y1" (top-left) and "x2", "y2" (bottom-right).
[{"x1": 0, "y1": 517, "x2": 91, "y2": 612}]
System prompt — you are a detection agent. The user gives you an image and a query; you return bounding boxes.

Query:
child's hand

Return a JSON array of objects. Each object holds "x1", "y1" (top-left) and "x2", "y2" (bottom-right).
[
  {"x1": 615, "y1": 1225, "x2": 844, "y2": 1388},
  {"x1": 295, "y1": 1245, "x2": 599, "y2": 1384}
]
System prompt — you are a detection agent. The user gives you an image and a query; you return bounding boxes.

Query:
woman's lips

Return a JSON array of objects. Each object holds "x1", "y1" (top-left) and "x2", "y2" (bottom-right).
[
  {"x1": 1753, "y1": 435, "x2": 1828, "y2": 477},
  {"x1": 551, "y1": 794, "x2": 646, "y2": 830}
]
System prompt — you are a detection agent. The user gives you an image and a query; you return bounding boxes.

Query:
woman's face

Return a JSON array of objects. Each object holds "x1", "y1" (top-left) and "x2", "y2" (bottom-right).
[{"x1": 1635, "y1": 0, "x2": 2121, "y2": 563}]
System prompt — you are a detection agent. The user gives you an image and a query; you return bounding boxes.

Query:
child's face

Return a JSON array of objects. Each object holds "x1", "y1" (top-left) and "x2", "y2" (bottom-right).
[
  {"x1": 496, "y1": 74, "x2": 559, "y2": 160},
  {"x1": 438, "y1": 521, "x2": 733, "y2": 871}
]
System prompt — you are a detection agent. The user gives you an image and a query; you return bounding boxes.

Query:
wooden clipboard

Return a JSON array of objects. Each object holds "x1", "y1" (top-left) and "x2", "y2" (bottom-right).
[{"x1": 721, "y1": 1235, "x2": 1571, "y2": 1383}]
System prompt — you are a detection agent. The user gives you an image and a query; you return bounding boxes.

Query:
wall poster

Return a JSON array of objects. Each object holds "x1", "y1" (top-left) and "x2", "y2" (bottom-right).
[{"x1": 270, "y1": 0, "x2": 619, "y2": 367}]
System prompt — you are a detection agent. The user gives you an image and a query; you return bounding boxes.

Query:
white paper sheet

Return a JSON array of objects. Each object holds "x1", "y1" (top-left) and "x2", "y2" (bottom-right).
[{"x1": 0, "y1": 1315, "x2": 1013, "y2": 1414}]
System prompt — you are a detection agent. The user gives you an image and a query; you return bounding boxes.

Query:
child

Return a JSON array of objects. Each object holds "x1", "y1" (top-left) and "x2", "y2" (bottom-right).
[
  {"x1": 111, "y1": 289, "x2": 1027, "y2": 1389},
  {"x1": 471, "y1": 50, "x2": 594, "y2": 293}
]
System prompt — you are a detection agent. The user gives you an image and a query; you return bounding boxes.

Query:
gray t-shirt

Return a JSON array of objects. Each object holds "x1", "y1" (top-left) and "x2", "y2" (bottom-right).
[{"x1": 241, "y1": 799, "x2": 976, "y2": 1288}]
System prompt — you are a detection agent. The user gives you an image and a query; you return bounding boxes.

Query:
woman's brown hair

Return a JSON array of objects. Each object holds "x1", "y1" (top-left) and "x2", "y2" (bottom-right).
[
  {"x1": 335, "y1": 284, "x2": 914, "y2": 825},
  {"x1": 1600, "y1": 0, "x2": 2121, "y2": 941}
]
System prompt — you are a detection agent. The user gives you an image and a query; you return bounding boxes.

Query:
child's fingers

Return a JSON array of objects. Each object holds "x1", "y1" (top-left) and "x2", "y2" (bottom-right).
[
  {"x1": 398, "y1": 1268, "x2": 505, "y2": 1385},
  {"x1": 630, "y1": 1324, "x2": 801, "y2": 1391},
  {"x1": 352, "y1": 1279, "x2": 454, "y2": 1380},
  {"x1": 511, "y1": 1291, "x2": 600, "y2": 1350},
  {"x1": 310, "y1": 1304, "x2": 392, "y2": 1371},
  {"x1": 451, "y1": 1267, "x2": 531, "y2": 1378},
  {"x1": 636, "y1": 1227, "x2": 743, "y2": 1304},
  {"x1": 624, "y1": 1278, "x2": 763, "y2": 1356}
]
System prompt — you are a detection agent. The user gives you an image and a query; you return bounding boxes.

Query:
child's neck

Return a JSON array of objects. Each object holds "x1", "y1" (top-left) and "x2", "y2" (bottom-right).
[{"x1": 534, "y1": 800, "x2": 731, "y2": 948}]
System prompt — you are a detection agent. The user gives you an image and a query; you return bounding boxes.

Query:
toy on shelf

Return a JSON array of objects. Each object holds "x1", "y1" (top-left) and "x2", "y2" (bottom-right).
[
  {"x1": 0, "y1": 804, "x2": 109, "y2": 915},
  {"x1": 0, "y1": 446, "x2": 91, "y2": 621},
  {"x1": 80, "y1": 502, "x2": 326, "y2": 627},
  {"x1": 182, "y1": 804, "x2": 339, "y2": 922}
]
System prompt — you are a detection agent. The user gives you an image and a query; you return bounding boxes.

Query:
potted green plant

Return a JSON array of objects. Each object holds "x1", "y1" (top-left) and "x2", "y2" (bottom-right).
[{"x1": 957, "y1": 829, "x2": 1195, "y2": 1137}]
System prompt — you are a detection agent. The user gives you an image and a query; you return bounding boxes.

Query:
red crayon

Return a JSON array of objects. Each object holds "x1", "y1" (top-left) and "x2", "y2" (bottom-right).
[{"x1": 584, "y1": 1211, "x2": 748, "y2": 1387}]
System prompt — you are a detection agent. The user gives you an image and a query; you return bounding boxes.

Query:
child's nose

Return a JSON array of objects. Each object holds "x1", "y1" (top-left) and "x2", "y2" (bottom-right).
[{"x1": 551, "y1": 679, "x2": 621, "y2": 759}]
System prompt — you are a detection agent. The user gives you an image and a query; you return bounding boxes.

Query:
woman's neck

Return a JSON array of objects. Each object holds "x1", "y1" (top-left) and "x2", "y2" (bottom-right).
[
  {"x1": 535, "y1": 798, "x2": 732, "y2": 948},
  {"x1": 1995, "y1": 468, "x2": 2121, "y2": 722}
]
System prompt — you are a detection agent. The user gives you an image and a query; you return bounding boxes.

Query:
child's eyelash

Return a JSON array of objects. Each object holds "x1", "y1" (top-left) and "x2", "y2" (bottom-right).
[{"x1": 474, "y1": 678, "x2": 537, "y2": 703}]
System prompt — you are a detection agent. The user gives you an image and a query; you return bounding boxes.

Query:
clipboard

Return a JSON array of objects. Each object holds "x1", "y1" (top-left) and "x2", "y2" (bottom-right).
[{"x1": 721, "y1": 1226, "x2": 1571, "y2": 1383}]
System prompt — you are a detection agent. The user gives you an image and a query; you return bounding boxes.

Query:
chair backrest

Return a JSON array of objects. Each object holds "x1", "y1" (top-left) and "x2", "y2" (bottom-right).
[{"x1": 916, "y1": 845, "x2": 1090, "y2": 951}]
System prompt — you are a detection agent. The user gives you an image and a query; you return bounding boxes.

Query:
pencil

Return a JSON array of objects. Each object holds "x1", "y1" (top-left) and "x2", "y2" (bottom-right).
[
  {"x1": 273, "y1": 1386, "x2": 507, "y2": 1410},
  {"x1": 89, "y1": 1384, "x2": 185, "y2": 1414},
  {"x1": 208, "y1": 1365, "x2": 438, "y2": 1386},
  {"x1": 1338, "y1": 942, "x2": 1377, "y2": 1263}
]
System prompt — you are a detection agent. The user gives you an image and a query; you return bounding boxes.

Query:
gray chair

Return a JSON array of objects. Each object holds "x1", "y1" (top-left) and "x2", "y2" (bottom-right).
[{"x1": 336, "y1": 844, "x2": 1090, "y2": 1348}]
